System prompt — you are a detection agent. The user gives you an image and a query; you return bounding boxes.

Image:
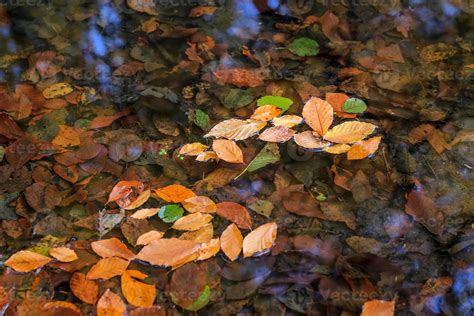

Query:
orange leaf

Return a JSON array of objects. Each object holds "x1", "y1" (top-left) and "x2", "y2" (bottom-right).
[
  {"x1": 108, "y1": 180, "x2": 141, "y2": 203},
  {"x1": 49, "y1": 247, "x2": 78, "y2": 262},
  {"x1": 189, "y1": 6, "x2": 216, "y2": 17},
  {"x1": 70, "y1": 272, "x2": 99, "y2": 304},
  {"x1": 154, "y1": 184, "x2": 196, "y2": 203},
  {"x1": 52, "y1": 125, "x2": 80, "y2": 147},
  {"x1": 121, "y1": 270, "x2": 156, "y2": 307},
  {"x1": 243, "y1": 222, "x2": 277, "y2": 257},
  {"x1": 361, "y1": 300, "x2": 395, "y2": 316},
  {"x1": 53, "y1": 164, "x2": 79, "y2": 183},
  {"x1": 130, "y1": 208, "x2": 160, "y2": 219},
  {"x1": 89, "y1": 108, "x2": 131, "y2": 129},
  {"x1": 216, "y1": 202, "x2": 252, "y2": 230},
  {"x1": 323, "y1": 121, "x2": 376, "y2": 144},
  {"x1": 5, "y1": 250, "x2": 52, "y2": 272},
  {"x1": 86, "y1": 257, "x2": 129, "y2": 280},
  {"x1": 179, "y1": 224, "x2": 213, "y2": 243},
  {"x1": 124, "y1": 189, "x2": 151, "y2": 210},
  {"x1": 325, "y1": 143, "x2": 351, "y2": 154},
  {"x1": 213, "y1": 68, "x2": 264, "y2": 88},
  {"x1": 179, "y1": 143, "x2": 208, "y2": 156},
  {"x1": 220, "y1": 223, "x2": 243, "y2": 261},
  {"x1": 91, "y1": 238, "x2": 135, "y2": 260},
  {"x1": 182, "y1": 196, "x2": 217, "y2": 213},
  {"x1": 258, "y1": 126, "x2": 295, "y2": 143},
  {"x1": 136, "y1": 238, "x2": 200, "y2": 267},
  {"x1": 197, "y1": 238, "x2": 220, "y2": 260},
  {"x1": 302, "y1": 97, "x2": 334, "y2": 136},
  {"x1": 136, "y1": 231, "x2": 165, "y2": 246},
  {"x1": 250, "y1": 105, "x2": 282, "y2": 121},
  {"x1": 43, "y1": 301, "x2": 81, "y2": 316},
  {"x1": 97, "y1": 290, "x2": 126, "y2": 316},
  {"x1": 212, "y1": 139, "x2": 244, "y2": 163},
  {"x1": 347, "y1": 136, "x2": 382, "y2": 160},
  {"x1": 294, "y1": 131, "x2": 331, "y2": 149},
  {"x1": 466, "y1": 64, "x2": 474, "y2": 69},
  {"x1": 325, "y1": 92, "x2": 349, "y2": 112},
  {"x1": 196, "y1": 150, "x2": 219, "y2": 162},
  {"x1": 171, "y1": 213, "x2": 213, "y2": 231}
]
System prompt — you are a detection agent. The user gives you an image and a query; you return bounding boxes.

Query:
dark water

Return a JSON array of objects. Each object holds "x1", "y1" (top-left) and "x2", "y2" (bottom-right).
[{"x1": 0, "y1": 1, "x2": 473, "y2": 315}]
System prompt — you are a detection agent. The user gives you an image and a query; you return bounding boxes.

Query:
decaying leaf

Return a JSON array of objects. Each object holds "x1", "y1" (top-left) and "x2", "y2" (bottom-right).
[
  {"x1": 258, "y1": 126, "x2": 295, "y2": 143},
  {"x1": 250, "y1": 105, "x2": 282, "y2": 121},
  {"x1": 212, "y1": 139, "x2": 244, "y2": 163},
  {"x1": 242, "y1": 222, "x2": 277, "y2": 257},
  {"x1": 220, "y1": 223, "x2": 243, "y2": 261},
  {"x1": 42, "y1": 83, "x2": 73, "y2": 99},
  {"x1": 294, "y1": 131, "x2": 331, "y2": 149},
  {"x1": 302, "y1": 97, "x2": 334, "y2": 136}
]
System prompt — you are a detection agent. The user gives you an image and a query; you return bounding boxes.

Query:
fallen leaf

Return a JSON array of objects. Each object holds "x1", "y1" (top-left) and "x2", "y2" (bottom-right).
[
  {"x1": 121, "y1": 270, "x2": 156, "y2": 307},
  {"x1": 97, "y1": 290, "x2": 126, "y2": 316},
  {"x1": 204, "y1": 119, "x2": 266, "y2": 140},
  {"x1": 136, "y1": 231, "x2": 165, "y2": 246},
  {"x1": 49, "y1": 247, "x2": 78, "y2": 262},
  {"x1": 5, "y1": 250, "x2": 52, "y2": 272},
  {"x1": 244, "y1": 142, "x2": 280, "y2": 174},
  {"x1": 171, "y1": 213, "x2": 213, "y2": 231},
  {"x1": 158, "y1": 204, "x2": 184, "y2": 223},
  {"x1": 212, "y1": 139, "x2": 244, "y2": 163},
  {"x1": 361, "y1": 300, "x2": 395, "y2": 316},
  {"x1": 197, "y1": 238, "x2": 220, "y2": 260},
  {"x1": 42, "y1": 83, "x2": 73, "y2": 99},
  {"x1": 43, "y1": 301, "x2": 81, "y2": 316},
  {"x1": 294, "y1": 131, "x2": 331, "y2": 149},
  {"x1": 325, "y1": 92, "x2": 349, "y2": 112},
  {"x1": 282, "y1": 192, "x2": 325, "y2": 218},
  {"x1": 196, "y1": 151, "x2": 219, "y2": 162},
  {"x1": 250, "y1": 105, "x2": 282, "y2": 121},
  {"x1": 324, "y1": 143, "x2": 351, "y2": 154},
  {"x1": 182, "y1": 196, "x2": 217, "y2": 213},
  {"x1": 302, "y1": 97, "x2": 334, "y2": 136},
  {"x1": 323, "y1": 121, "x2": 376, "y2": 144},
  {"x1": 86, "y1": 257, "x2": 129, "y2": 280},
  {"x1": 179, "y1": 143, "x2": 208, "y2": 156},
  {"x1": 179, "y1": 223, "x2": 213, "y2": 243},
  {"x1": 243, "y1": 222, "x2": 277, "y2": 257},
  {"x1": 272, "y1": 115, "x2": 303, "y2": 128},
  {"x1": 123, "y1": 189, "x2": 151, "y2": 210},
  {"x1": 131, "y1": 208, "x2": 160, "y2": 219},
  {"x1": 347, "y1": 136, "x2": 382, "y2": 160},
  {"x1": 91, "y1": 238, "x2": 135, "y2": 261},
  {"x1": 52, "y1": 125, "x2": 80, "y2": 147},
  {"x1": 220, "y1": 223, "x2": 243, "y2": 261},
  {"x1": 154, "y1": 184, "x2": 196, "y2": 203},
  {"x1": 89, "y1": 108, "x2": 132, "y2": 129},
  {"x1": 108, "y1": 180, "x2": 141, "y2": 203},
  {"x1": 70, "y1": 272, "x2": 99, "y2": 304},
  {"x1": 189, "y1": 6, "x2": 216, "y2": 17},
  {"x1": 216, "y1": 202, "x2": 252, "y2": 229},
  {"x1": 405, "y1": 186, "x2": 444, "y2": 235},
  {"x1": 213, "y1": 68, "x2": 264, "y2": 88},
  {"x1": 258, "y1": 126, "x2": 295, "y2": 143},
  {"x1": 136, "y1": 238, "x2": 200, "y2": 267}
]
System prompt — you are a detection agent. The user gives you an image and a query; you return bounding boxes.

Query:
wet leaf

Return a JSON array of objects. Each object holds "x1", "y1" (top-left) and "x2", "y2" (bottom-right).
[
  {"x1": 361, "y1": 300, "x2": 395, "y2": 316},
  {"x1": 49, "y1": 247, "x2": 78, "y2": 262},
  {"x1": 221, "y1": 223, "x2": 243, "y2": 261},
  {"x1": 342, "y1": 97, "x2": 367, "y2": 113},
  {"x1": 250, "y1": 105, "x2": 282, "y2": 121},
  {"x1": 70, "y1": 272, "x2": 99, "y2": 304},
  {"x1": 213, "y1": 68, "x2": 264, "y2": 88},
  {"x1": 272, "y1": 115, "x2": 303, "y2": 128},
  {"x1": 5, "y1": 250, "x2": 52, "y2": 272},
  {"x1": 193, "y1": 109, "x2": 210, "y2": 130},
  {"x1": 245, "y1": 143, "x2": 280, "y2": 173},
  {"x1": 97, "y1": 290, "x2": 126, "y2": 316},
  {"x1": 86, "y1": 257, "x2": 129, "y2": 280},
  {"x1": 121, "y1": 270, "x2": 156, "y2": 307},
  {"x1": 405, "y1": 186, "x2": 444, "y2": 235},
  {"x1": 287, "y1": 37, "x2": 319, "y2": 57},
  {"x1": 182, "y1": 196, "x2": 217, "y2": 213},
  {"x1": 158, "y1": 204, "x2": 184, "y2": 223},
  {"x1": 282, "y1": 192, "x2": 325, "y2": 218},
  {"x1": 302, "y1": 97, "x2": 334, "y2": 136},
  {"x1": 52, "y1": 125, "x2": 80, "y2": 147},
  {"x1": 43, "y1": 301, "x2": 81, "y2": 316},
  {"x1": 155, "y1": 184, "x2": 196, "y2": 203},
  {"x1": 258, "y1": 126, "x2": 295, "y2": 143},
  {"x1": 323, "y1": 121, "x2": 376, "y2": 144},
  {"x1": 25, "y1": 182, "x2": 61, "y2": 213},
  {"x1": 171, "y1": 212, "x2": 213, "y2": 231},
  {"x1": 205, "y1": 119, "x2": 266, "y2": 141},
  {"x1": 223, "y1": 89, "x2": 254, "y2": 109},
  {"x1": 136, "y1": 238, "x2": 200, "y2": 267},
  {"x1": 90, "y1": 238, "x2": 135, "y2": 261},
  {"x1": 108, "y1": 180, "x2": 141, "y2": 203},
  {"x1": 197, "y1": 238, "x2": 220, "y2": 260},
  {"x1": 347, "y1": 136, "x2": 382, "y2": 160},
  {"x1": 179, "y1": 143, "x2": 208, "y2": 156},
  {"x1": 242, "y1": 222, "x2": 277, "y2": 257},
  {"x1": 131, "y1": 208, "x2": 160, "y2": 219},
  {"x1": 294, "y1": 131, "x2": 331, "y2": 149},
  {"x1": 216, "y1": 202, "x2": 252, "y2": 230},
  {"x1": 257, "y1": 96, "x2": 293, "y2": 111},
  {"x1": 212, "y1": 139, "x2": 244, "y2": 163},
  {"x1": 324, "y1": 143, "x2": 351, "y2": 154},
  {"x1": 180, "y1": 223, "x2": 213, "y2": 243},
  {"x1": 136, "y1": 230, "x2": 165, "y2": 246},
  {"x1": 42, "y1": 83, "x2": 73, "y2": 99}
]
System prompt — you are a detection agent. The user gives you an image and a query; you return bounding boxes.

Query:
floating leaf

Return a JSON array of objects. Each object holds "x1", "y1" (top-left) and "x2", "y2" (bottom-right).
[
  {"x1": 204, "y1": 119, "x2": 266, "y2": 141},
  {"x1": 180, "y1": 223, "x2": 213, "y2": 243},
  {"x1": 294, "y1": 131, "x2": 331, "y2": 149},
  {"x1": 342, "y1": 98, "x2": 367, "y2": 113},
  {"x1": 42, "y1": 83, "x2": 73, "y2": 99},
  {"x1": 216, "y1": 202, "x2": 252, "y2": 229},
  {"x1": 257, "y1": 96, "x2": 293, "y2": 111},
  {"x1": 122, "y1": 270, "x2": 156, "y2": 307},
  {"x1": 136, "y1": 231, "x2": 165, "y2": 246},
  {"x1": 136, "y1": 238, "x2": 200, "y2": 267},
  {"x1": 258, "y1": 126, "x2": 295, "y2": 143},
  {"x1": 182, "y1": 196, "x2": 217, "y2": 213},
  {"x1": 197, "y1": 238, "x2": 220, "y2": 261},
  {"x1": 196, "y1": 151, "x2": 219, "y2": 162},
  {"x1": 158, "y1": 204, "x2": 184, "y2": 223},
  {"x1": 325, "y1": 143, "x2": 351, "y2": 154},
  {"x1": 179, "y1": 143, "x2": 207, "y2": 156},
  {"x1": 171, "y1": 213, "x2": 213, "y2": 231},
  {"x1": 287, "y1": 37, "x2": 319, "y2": 57},
  {"x1": 250, "y1": 105, "x2": 282, "y2": 121},
  {"x1": 347, "y1": 136, "x2": 382, "y2": 160},
  {"x1": 97, "y1": 290, "x2": 126, "y2": 316},
  {"x1": 220, "y1": 223, "x2": 243, "y2": 261},
  {"x1": 186, "y1": 285, "x2": 211, "y2": 311},
  {"x1": 91, "y1": 238, "x2": 135, "y2": 261},
  {"x1": 5, "y1": 250, "x2": 52, "y2": 272},
  {"x1": 244, "y1": 142, "x2": 280, "y2": 174},
  {"x1": 212, "y1": 139, "x2": 244, "y2": 163},
  {"x1": 242, "y1": 222, "x2": 277, "y2": 257},
  {"x1": 43, "y1": 301, "x2": 81, "y2": 316},
  {"x1": 302, "y1": 97, "x2": 334, "y2": 136},
  {"x1": 272, "y1": 115, "x2": 303, "y2": 128},
  {"x1": 86, "y1": 257, "x2": 129, "y2": 280},
  {"x1": 49, "y1": 247, "x2": 78, "y2": 262},
  {"x1": 131, "y1": 208, "x2": 160, "y2": 219},
  {"x1": 323, "y1": 121, "x2": 376, "y2": 144},
  {"x1": 70, "y1": 272, "x2": 99, "y2": 304},
  {"x1": 155, "y1": 184, "x2": 196, "y2": 203},
  {"x1": 361, "y1": 300, "x2": 395, "y2": 316}
]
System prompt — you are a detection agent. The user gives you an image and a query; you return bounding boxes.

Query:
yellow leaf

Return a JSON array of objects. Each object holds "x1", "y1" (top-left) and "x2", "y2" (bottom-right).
[
  {"x1": 302, "y1": 97, "x2": 334, "y2": 136},
  {"x1": 49, "y1": 247, "x2": 78, "y2": 263},
  {"x1": 196, "y1": 151, "x2": 219, "y2": 162},
  {"x1": 42, "y1": 83, "x2": 74, "y2": 99},
  {"x1": 86, "y1": 257, "x2": 129, "y2": 280},
  {"x1": 130, "y1": 208, "x2": 160, "y2": 219},
  {"x1": 97, "y1": 290, "x2": 126, "y2": 316},
  {"x1": 52, "y1": 125, "x2": 81, "y2": 147},
  {"x1": 323, "y1": 121, "x2": 376, "y2": 144},
  {"x1": 212, "y1": 139, "x2": 244, "y2": 163},
  {"x1": 325, "y1": 143, "x2": 351, "y2": 154},
  {"x1": 250, "y1": 105, "x2": 282, "y2": 121},
  {"x1": 5, "y1": 250, "x2": 52, "y2": 273},
  {"x1": 136, "y1": 238, "x2": 200, "y2": 267},
  {"x1": 136, "y1": 231, "x2": 165, "y2": 246},
  {"x1": 172, "y1": 213, "x2": 213, "y2": 231},
  {"x1": 294, "y1": 131, "x2": 331, "y2": 149},
  {"x1": 179, "y1": 143, "x2": 208, "y2": 156},
  {"x1": 179, "y1": 223, "x2": 213, "y2": 243},
  {"x1": 243, "y1": 222, "x2": 277, "y2": 258},
  {"x1": 197, "y1": 238, "x2": 220, "y2": 260},
  {"x1": 182, "y1": 196, "x2": 217, "y2": 213},
  {"x1": 347, "y1": 136, "x2": 382, "y2": 160},
  {"x1": 220, "y1": 223, "x2": 243, "y2": 261},
  {"x1": 91, "y1": 238, "x2": 135, "y2": 261},
  {"x1": 272, "y1": 115, "x2": 303, "y2": 128},
  {"x1": 154, "y1": 184, "x2": 196, "y2": 203},
  {"x1": 121, "y1": 270, "x2": 156, "y2": 307},
  {"x1": 205, "y1": 119, "x2": 266, "y2": 141},
  {"x1": 70, "y1": 272, "x2": 99, "y2": 304}
]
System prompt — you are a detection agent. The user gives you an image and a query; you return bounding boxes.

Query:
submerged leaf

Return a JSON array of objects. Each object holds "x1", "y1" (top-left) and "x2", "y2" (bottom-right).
[
  {"x1": 245, "y1": 143, "x2": 280, "y2": 173},
  {"x1": 287, "y1": 37, "x2": 319, "y2": 57}
]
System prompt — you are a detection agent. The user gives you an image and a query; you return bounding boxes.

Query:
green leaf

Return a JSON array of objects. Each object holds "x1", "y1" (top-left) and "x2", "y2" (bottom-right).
[
  {"x1": 257, "y1": 96, "x2": 293, "y2": 112},
  {"x1": 223, "y1": 89, "x2": 254, "y2": 109},
  {"x1": 287, "y1": 37, "x2": 319, "y2": 57},
  {"x1": 186, "y1": 285, "x2": 211, "y2": 311},
  {"x1": 342, "y1": 98, "x2": 367, "y2": 113},
  {"x1": 194, "y1": 109, "x2": 210, "y2": 130},
  {"x1": 235, "y1": 143, "x2": 280, "y2": 179},
  {"x1": 159, "y1": 204, "x2": 184, "y2": 223},
  {"x1": 28, "y1": 235, "x2": 64, "y2": 256}
]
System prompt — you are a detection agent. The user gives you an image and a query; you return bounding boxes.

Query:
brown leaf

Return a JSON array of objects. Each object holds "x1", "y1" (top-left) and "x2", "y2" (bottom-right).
[
  {"x1": 91, "y1": 238, "x2": 135, "y2": 261},
  {"x1": 97, "y1": 290, "x2": 126, "y2": 316},
  {"x1": 112, "y1": 61, "x2": 145, "y2": 76},
  {"x1": 205, "y1": 119, "x2": 266, "y2": 141},
  {"x1": 212, "y1": 139, "x2": 244, "y2": 163},
  {"x1": 108, "y1": 180, "x2": 142, "y2": 203},
  {"x1": 70, "y1": 272, "x2": 99, "y2": 304},
  {"x1": 154, "y1": 184, "x2": 196, "y2": 203},
  {"x1": 49, "y1": 247, "x2": 78, "y2": 262},
  {"x1": 294, "y1": 131, "x2": 331, "y2": 149},
  {"x1": 258, "y1": 126, "x2": 295, "y2": 143},
  {"x1": 43, "y1": 301, "x2": 81, "y2": 316},
  {"x1": 220, "y1": 223, "x2": 243, "y2": 261},
  {"x1": 5, "y1": 250, "x2": 52, "y2": 272},
  {"x1": 216, "y1": 202, "x2": 252, "y2": 229},
  {"x1": 242, "y1": 222, "x2": 277, "y2": 257},
  {"x1": 136, "y1": 238, "x2": 200, "y2": 267},
  {"x1": 86, "y1": 257, "x2": 129, "y2": 280},
  {"x1": 182, "y1": 196, "x2": 217, "y2": 213},
  {"x1": 282, "y1": 192, "x2": 325, "y2": 218},
  {"x1": 171, "y1": 213, "x2": 213, "y2": 231},
  {"x1": 89, "y1": 108, "x2": 132, "y2": 129},
  {"x1": 189, "y1": 6, "x2": 216, "y2": 17},
  {"x1": 302, "y1": 97, "x2": 334, "y2": 136},
  {"x1": 405, "y1": 186, "x2": 444, "y2": 235},
  {"x1": 213, "y1": 68, "x2": 264, "y2": 88},
  {"x1": 51, "y1": 125, "x2": 80, "y2": 147},
  {"x1": 121, "y1": 270, "x2": 156, "y2": 307},
  {"x1": 323, "y1": 121, "x2": 376, "y2": 144},
  {"x1": 25, "y1": 182, "x2": 61, "y2": 213}
]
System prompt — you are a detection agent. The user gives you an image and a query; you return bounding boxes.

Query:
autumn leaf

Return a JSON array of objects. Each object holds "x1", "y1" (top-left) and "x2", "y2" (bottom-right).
[
  {"x1": 49, "y1": 247, "x2": 78, "y2": 262},
  {"x1": 302, "y1": 97, "x2": 334, "y2": 136},
  {"x1": 323, "y1": 121, "x2": 376, "y2": 144},
  {"x1": 242, "y1": 222, "x2": 277, "y2": 257},
  {"x1": 130, "y1": 208, "x2": 160, "y2": 219},
  {"x1": 5, "y1": 250, "x2": 52, "y2": 272},
  {"x1": 204, "y1": 119, "x2": 266, "y2": 141},
  {"x1": 196, "y1": 151, "x2": 219, "y2": 162},
  {"x1": 361, "y1": 300, "x2": 395, "y2": 316},
  {"x1": 283, "y1": 192, "x2": 325, "y2": 218},
  {"x1": 171, "y1": 213, "x2": 213, "y2": 231},
  {"x1": 325, "y1": 143, "x2": 351, "y2": 154},
  {"x1": 97, "y1": 290, "x2": 126, "y2": 316},
  {"x1": 272, "y1": 115, "x2": 303, "y2": 128},
  {"x1": 51, "y1": 125, "x2": 80, "y2": 147},
  {"x1": 123, "y1": 189, "x2": 151, "y2": 210},
  {"x1": 108, "y1": 180, "x2": 141, "y2": 203},
  {"x1": 347, "y1": 136, "x2": 382, "y2": 160},
  {"x1": 189, "y1": 6, "x2": 217, "y2": 17},
  {"x1": 70, "y1": 272, "x2": 99, "y2": 304},
  {"x1": 121, "y1": 270, "x2": 156, "y2": 307},
  {"x1": 154, "y1": 184, "x2": 196, "y2": 203},
  {"x1": 43, "y1": 301, "x2": 81, "y2": 316},
  {"x1": 182, "y1": 196, "x2": 217, "y2": 213},
  {"x1": 250, "y1": 105, "x2": 282, "y2": 121},
  {"x1": 136, "y1": 238, "x2": 200, "y2": 267},
  {"x1": 220, "y1": 223, "x2": 243, "y2": 261},
  {"x1": 179, "y1": 223, "x2": 213, "y2": 243},
  {"x1": 86, "y1": 257, "x2": 129, "y2": 280},
  {"x1": 258, "y1": 126, "x2": 295, "y2": 143},
  {"x1": 216, "y1": 202, "x2": 252, "y2": 229},
  {"x1": 197, "y1": 238, "x2": 220, "y2": 260},
  {"x1": 213, "y1": 68, "x2": 264, "y2": 88},
  {"x1": 42, "y1": 83, "x2": 73, "y2": 99},
  {"x1": 89, "y1": 108, "x2": 132, "y2": 129},
  {"x1": 179, "y1": 143, "x2": 208, "y2": 156},
  {"x1": 136, "y1": 231, "x2": 165, "y2": 246},
  {"x1": 405, "y1": 186, "x2": 444, "y2": 235},
  {"x1": 91, "y1": 238, "x2": 135, "y2": 261},
  {"x1": 294, "y1": 131, "x2": 331, "y2": 149},
  {"x1": 212, "y1": 139, "x2": 244, "y2": 163}
]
